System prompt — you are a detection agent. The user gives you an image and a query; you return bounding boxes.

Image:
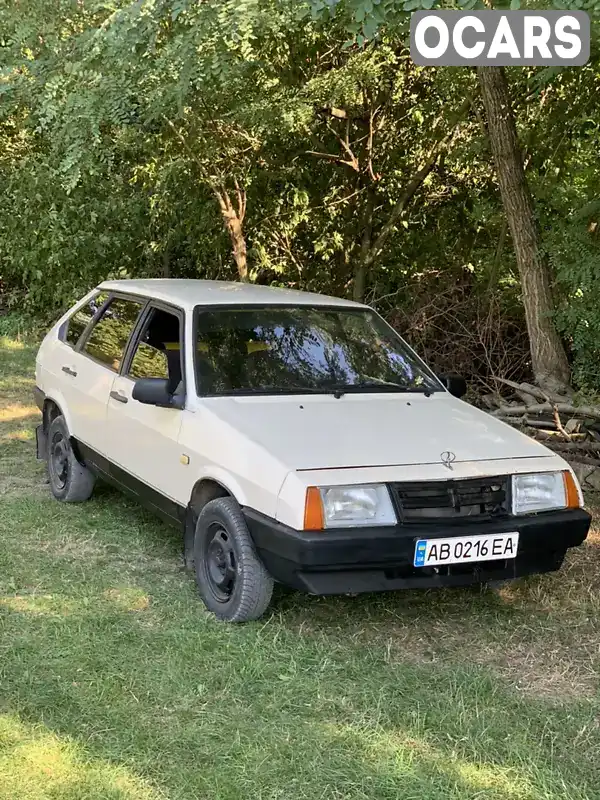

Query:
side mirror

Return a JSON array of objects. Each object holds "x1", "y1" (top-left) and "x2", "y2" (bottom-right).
[
  {"x1": 132, "y1": 378, "x2": 185, "y2": 409},
  {"x1": 439, "y1": 372, "x2": 467, "y2": 399}
]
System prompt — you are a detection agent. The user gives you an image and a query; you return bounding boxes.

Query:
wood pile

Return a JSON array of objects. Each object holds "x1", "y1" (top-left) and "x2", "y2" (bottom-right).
[{"x1": 481, "y1": 378, "x2": 600, "y2": 488}]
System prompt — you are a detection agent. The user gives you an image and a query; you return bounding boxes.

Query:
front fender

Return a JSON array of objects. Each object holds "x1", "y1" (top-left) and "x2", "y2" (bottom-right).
[{"x1": 191, "y1": 465, "x2": 252, "y2": 509}]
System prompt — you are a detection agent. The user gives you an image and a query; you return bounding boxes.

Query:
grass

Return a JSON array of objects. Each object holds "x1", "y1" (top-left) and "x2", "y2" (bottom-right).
[{"x1": 1, "y1": 335, "x2": 599, "y2": 800}]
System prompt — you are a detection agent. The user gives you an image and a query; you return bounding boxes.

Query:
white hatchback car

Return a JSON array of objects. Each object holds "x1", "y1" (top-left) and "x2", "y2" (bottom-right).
[{"x1": 35, "y1": 279, "x2": 591, "y2": 621}]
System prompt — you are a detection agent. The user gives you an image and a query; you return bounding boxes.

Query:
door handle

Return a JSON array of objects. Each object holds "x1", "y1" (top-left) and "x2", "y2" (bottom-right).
[
  {"x1": 110, "y1": 390, "x2": 128, "y2": 404},
  {"x1": 62, "y1": 366, "x2": 77, "y2": 377}
]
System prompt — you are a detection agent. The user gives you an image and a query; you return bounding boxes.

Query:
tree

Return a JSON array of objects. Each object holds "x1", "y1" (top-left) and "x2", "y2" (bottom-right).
[
  {"x1": 2, "y1": 0, "x2": 600, "y2": 398},
  {"x1": 476, "y1": 66, "x2": 571, "y2": 394},
  {"x1": 311, "y1": 0, "x2": 592, "y2": 393}
]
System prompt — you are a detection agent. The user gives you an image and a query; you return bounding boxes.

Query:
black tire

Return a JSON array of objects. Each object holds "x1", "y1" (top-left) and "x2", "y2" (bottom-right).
[
  {"x1": 194, "y1": 497, "x2": 274, "y2": 622},
  {"x1": 47, "y1": 415, "x2": 95, "y2": 502}
]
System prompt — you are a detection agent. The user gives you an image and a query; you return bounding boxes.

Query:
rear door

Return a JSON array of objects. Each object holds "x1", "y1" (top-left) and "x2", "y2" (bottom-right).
[
  {"x1": 63, "y1": 294, "x2": 146, "y2": 455},
  {"x1": 105, "y1": 302, "x2": 188, "y2": 511},
  {"x1": 37, "y1": 290, "x2": 108, "y2": 422}
]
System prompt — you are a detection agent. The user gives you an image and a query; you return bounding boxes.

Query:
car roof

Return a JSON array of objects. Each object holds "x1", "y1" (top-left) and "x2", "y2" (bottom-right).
[{"x1": 98, "y1": 279, "x2": 366, "y2": 312}]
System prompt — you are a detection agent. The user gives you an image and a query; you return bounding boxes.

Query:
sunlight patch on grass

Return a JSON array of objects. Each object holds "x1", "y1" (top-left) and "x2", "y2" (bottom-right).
[
  {"x1": 321, "y1": 721, "x2": 543, "y2": 800},
  {"x1": 103, "y1": 587, "x2": 151, "y2": 612},
  {"x1": 0, "y1": 594, "x2": 82, "y2": 618},
  {"x1": 450, "y1": 760, "x2": 537, "y2": 799},
  {"x1": 0, "y1": 589, "x2": 151, "y2": 618},
  {"x1": 2, "y1": 429, "x2": 34, "y2": 442},
  {"x1": 0, "y1": 336, "x2": 27, "y2": 351},
  {"x1": 0, "y1": 404, "x2": 38, "y2": 422},
  {"x1": 0, "y1": 713, "x2": 160, "y2": 800},
  {"x1": 587, "y1": 528, "x2": 600, "y2": 545},
  {"x1": 322, "y1": 720, "x2": 573, "y2": 800}
]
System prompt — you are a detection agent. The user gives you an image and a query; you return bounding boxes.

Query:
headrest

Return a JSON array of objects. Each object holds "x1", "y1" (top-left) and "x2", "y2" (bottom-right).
[{"x1": 247, "y1": 341, "x2": 270, "y2": 354}]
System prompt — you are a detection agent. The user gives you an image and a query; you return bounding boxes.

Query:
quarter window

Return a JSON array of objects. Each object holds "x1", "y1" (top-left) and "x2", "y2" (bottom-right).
[
  {"x1": 64, "y1": 292, "x2": 109, "y2": 347},
  {"x1": 83, "y1": 297, "x2": 143, "y2": 371}
]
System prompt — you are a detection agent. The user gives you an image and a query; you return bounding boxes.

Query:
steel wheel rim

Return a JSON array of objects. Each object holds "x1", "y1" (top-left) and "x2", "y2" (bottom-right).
[
  {"x1": 50, "y1": 431, "x2": 69, "y2": 490},
  {"x1": 203, "y1": 522, "x2": 237, "y2": 603}
]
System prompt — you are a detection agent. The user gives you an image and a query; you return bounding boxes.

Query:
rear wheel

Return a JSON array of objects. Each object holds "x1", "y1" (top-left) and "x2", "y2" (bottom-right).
[
  {"x1": 194, "y1": 497, "x2": 274, "y2": 622},
  {"x1": 47, "y1": 415, "x2": 95, "y2": 502}
]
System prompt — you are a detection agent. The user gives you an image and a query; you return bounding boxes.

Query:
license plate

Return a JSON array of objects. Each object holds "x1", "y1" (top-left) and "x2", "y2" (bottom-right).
[{"x1": 414, "y1": 532, "x2": 519, "y2": 568}]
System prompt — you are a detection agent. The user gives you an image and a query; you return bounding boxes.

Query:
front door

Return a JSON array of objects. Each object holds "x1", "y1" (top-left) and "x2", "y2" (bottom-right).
[{"x1": 105, "y1": 303, "x2": 188, "y2": 514}]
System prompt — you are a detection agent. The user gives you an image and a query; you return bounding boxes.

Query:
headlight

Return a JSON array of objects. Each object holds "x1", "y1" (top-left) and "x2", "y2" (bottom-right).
[
  {"x1": 512, "y1": 471, "x2": 580, "y2": 515},
  {"x1": 304, "y1": 484, "x2": 397, "y2": 529}
]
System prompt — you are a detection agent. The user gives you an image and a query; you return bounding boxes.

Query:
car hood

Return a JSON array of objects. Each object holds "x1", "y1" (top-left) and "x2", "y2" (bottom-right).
[{"x1": 202, "y1": 392, "x2": 552, "y2": 471}]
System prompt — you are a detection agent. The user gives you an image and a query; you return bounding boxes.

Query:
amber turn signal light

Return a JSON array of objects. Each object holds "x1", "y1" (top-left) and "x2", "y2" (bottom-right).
[
  {"x1": 304, "y1": 486, "x2": 324, "y2": 531},
  {"x1": 563, "y1": 470, "x2": 581, "y2": 509}
]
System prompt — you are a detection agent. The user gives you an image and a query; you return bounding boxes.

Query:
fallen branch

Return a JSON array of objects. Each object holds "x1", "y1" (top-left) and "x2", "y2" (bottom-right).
[
  {"x1": 534, "y1": 429, "x2": 587, "y2": 441},
  {"x1": 547, "y1": 441, "x2": 600, "y2": 453},
  {"x1": 492, "y1": 402, "x2": 600, "y2": 421},
  {"x1": 494, "y1": 376, "x2": 546, "y2": 402},
  {"x1": 493, "y1": 376, "x2": 572, "y2": 404},
  {"x1": 552, "y1": 406, "x2": 572, "y2": 440}
]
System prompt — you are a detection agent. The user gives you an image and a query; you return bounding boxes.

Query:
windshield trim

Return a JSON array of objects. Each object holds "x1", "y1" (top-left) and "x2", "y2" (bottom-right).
[{"x1": 191, "y1": 302, "x2": 445, "y2": 398}]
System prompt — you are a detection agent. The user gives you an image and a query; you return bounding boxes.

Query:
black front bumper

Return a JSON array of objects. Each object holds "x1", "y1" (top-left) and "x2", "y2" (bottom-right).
[{"x1": 243, "y1": 508, "x2": 592, "y2": 594}]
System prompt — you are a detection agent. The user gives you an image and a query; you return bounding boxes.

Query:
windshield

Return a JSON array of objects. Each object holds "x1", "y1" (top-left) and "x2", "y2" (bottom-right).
[{"x1": 193, "y1": 305, "x2": 442, "y2": 397}]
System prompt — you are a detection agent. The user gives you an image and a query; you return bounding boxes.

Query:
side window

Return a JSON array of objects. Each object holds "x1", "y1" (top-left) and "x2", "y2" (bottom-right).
[
  {"x1": 127, "y1": 307, "x2": 183, "y2": 392},
  {"x1": 82, "y1": 297, "x2": 143, "y2": 372},
  {"x1": 129, "y1": 343, "x2": 169, "y2": 380},
  {"x1": 64, "y1": 292, "x2": 109, "y2": 348}
]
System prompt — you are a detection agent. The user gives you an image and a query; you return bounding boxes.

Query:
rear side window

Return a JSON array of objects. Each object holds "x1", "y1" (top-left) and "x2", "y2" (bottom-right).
[
  {"x1": 82, "y1": 297, "x2": 144, "y2": 372},
  {"x1": 64, "y1": 292, "x2": 109, "y2": 347}
]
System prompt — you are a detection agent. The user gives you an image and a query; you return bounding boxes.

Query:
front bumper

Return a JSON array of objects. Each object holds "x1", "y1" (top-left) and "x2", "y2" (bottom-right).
[{"x1": 243, "y1": 508, "x2": 592, "y2": 594}]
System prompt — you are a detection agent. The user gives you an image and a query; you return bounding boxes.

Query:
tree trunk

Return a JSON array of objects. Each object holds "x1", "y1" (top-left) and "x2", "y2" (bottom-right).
[
  {"x1": 477, "y1": 66, "x2": 570, "y2": 394},
  {"x1": 225, "y1": 213, "x2": 248, "y2": 282},
  {"x1": 353, "y1": 186, "x2": 376, "y2": 302},
  {"x1": 214, "y1": 184, "x2": 249, "y2": 282}
]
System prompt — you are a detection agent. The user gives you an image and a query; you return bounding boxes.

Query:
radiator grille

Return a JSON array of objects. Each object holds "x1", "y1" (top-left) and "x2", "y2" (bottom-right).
[{"x1": 391, "y1": 476, "x2": 510, "y2": 524}]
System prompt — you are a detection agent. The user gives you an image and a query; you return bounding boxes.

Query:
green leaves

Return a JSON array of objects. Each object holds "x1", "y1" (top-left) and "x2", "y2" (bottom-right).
[{"x1": 2, "y1": 0, "x2": 600, "y2": 397}]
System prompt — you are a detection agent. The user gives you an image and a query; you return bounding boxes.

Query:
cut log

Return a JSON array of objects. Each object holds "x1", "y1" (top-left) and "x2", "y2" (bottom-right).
[
  {"x1": 492, "y1": 403, "x2": 600, "y2": 421},
  {"x1": 544, "y1": 441, "x2": 600, "y2": 454}
]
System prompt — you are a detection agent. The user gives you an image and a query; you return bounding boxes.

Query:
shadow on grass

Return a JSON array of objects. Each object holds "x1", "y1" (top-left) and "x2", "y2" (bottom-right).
[
  {"x1": 1, "y1": 337, "x2": 599, "y2": 798},
  {"x1": 1, "y1": 484, "x2": 599, "y2": 798},
  {"x1": 1, "y1": 575, "x2": 598, "y2": 799}
]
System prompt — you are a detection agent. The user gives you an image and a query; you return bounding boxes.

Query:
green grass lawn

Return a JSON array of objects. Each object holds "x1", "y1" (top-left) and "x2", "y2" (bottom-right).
[{"x1": 1, "y1": 336, "x2": 599, "y2": 800}]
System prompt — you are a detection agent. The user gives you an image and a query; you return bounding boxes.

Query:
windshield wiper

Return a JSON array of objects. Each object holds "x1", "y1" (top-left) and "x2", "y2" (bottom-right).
[{"x1": 323, "y1": 380, "x2": 433, "y2": 398}]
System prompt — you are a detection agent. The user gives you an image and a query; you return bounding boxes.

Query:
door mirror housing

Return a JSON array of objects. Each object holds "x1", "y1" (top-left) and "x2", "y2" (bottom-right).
[
  {"x1": 132, "y1": 378, "x2": 185, "y2": 409},
  {"x1": 439, "y1": 373, "x2": 467, "y2": 399}
]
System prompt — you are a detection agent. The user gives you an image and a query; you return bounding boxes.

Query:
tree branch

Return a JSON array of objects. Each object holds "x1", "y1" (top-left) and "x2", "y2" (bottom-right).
[
  {"x1": 363, "y1": 94, "x2": 473, "y2": 269},
  {"x1": 305, "y1": 150, "x2": 359, "y2": 170},
  {"x1": 492, "y1": 403, "x2": 600, "y2": 421}
]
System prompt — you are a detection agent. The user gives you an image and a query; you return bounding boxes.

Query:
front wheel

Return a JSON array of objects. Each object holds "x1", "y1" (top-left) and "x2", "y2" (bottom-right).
[{"x1": 194, "y1": 497, "x2": 274, "y2": 622}]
